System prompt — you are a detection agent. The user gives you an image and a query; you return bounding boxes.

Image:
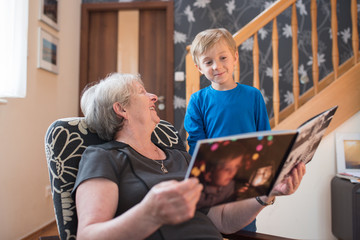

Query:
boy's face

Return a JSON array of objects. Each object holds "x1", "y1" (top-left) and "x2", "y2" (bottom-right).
[
  {"x1": 207, "y1": 156, "x2": 242, "y2": 187},
  {"x1": 196, "y1": 40, "x2": 238, "y2": 91}
]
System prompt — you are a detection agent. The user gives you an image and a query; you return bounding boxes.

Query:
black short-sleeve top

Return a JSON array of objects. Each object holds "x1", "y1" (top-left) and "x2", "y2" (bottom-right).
[{"x1": 73, "y1": 141, "x2": 222, "y2": 240}]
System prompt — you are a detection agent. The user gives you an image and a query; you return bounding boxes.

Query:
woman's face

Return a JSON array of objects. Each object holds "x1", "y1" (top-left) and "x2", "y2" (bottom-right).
[{"x1": 126, "y1": 81, "x2": 160, "y2": 127}]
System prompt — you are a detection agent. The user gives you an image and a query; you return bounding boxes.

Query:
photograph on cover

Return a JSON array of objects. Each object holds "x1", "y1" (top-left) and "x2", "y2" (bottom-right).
[{"x1": 189, "y1": 132, "x2": 296, "y2": 208}]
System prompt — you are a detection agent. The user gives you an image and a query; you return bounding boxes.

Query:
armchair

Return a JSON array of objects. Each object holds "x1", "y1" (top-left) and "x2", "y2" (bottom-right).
[{"x1": 44, "y1": 117, "x2": 185, "y2": 240}]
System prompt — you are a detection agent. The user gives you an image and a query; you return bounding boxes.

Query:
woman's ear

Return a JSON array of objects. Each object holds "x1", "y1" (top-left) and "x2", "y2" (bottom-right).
[{"x1": 113, "y1": 102, "x2": 127, "y2": 119}]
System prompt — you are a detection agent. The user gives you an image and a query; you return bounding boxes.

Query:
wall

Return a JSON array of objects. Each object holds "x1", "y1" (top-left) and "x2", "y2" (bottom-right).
[
  {"x1": 257, "y1": 111, "x2": 360, "y2": 239},
  {"x1": 0, "y1": 0, "x2": 81, "y2": 239}
]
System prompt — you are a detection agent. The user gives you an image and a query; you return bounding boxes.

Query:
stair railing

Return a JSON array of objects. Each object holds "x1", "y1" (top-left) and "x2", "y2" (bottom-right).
[{"x1": 185, "y1": 0, "x2": 359, "y2": 128}]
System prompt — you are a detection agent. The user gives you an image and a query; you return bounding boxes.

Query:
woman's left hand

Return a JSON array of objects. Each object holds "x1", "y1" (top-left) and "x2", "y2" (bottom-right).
[{"x1": 270, "y1": 162, "x2": 306, "y2": 196}]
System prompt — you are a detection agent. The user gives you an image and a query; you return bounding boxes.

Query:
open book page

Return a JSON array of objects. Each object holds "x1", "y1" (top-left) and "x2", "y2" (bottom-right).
[
  {"x1": 186, "y1": 130, "x2": 297, "y2": 208},
  {"x1": 272, "y1": 106, "x2": 338, "y2": 188}
]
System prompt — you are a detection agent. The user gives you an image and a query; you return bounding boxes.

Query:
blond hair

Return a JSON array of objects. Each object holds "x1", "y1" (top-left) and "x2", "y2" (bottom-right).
[{"x1": 190, "y1": 28, "x2": 237, "y2": 65}]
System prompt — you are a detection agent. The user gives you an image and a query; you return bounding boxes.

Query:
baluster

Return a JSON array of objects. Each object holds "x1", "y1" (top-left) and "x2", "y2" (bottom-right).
[
  {"x1": 331, "y1": 0, "x2": 339, "y2": 79},
  {"x1": 185, "y1": 51, "x2": 200, "y2": 106},
  {"x1": 292, "y1": 3, "x2": 299, "y2": 110},
  {"x1": 351, "y1": 0, "x2": 359, "y2": 63},
  {"x1": 234, "y1": 54, "x2": 240, "y2": 82},
  {"x1": 272, "y1": 18, "x2": 280, "y2": 126},
  {"x1": 253, "y1": 33, "x2": 260, "y2": 89},
  {"x1": 311, "y1": 0, "x2": 319, "y2": 94}
]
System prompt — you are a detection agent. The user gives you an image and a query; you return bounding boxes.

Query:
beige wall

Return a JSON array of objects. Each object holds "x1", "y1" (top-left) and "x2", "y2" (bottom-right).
[
  {"x1": 0, "y1": 0, "x2": 81, "y2": 239},
  {"x1": 257, "y1": 111, "x2": 360, "y2": 239}
]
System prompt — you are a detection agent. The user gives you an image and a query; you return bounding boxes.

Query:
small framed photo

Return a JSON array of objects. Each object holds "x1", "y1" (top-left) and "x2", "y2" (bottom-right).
[
  {"x1": 39, "y1": 0, "x2": 58, "y2": 30},
  {"x1": 336, "y1": 133, "x2": 360, "y2": 175},
  {"x1": 38, "y1": 28, "x2": 59, "y2": 74}
]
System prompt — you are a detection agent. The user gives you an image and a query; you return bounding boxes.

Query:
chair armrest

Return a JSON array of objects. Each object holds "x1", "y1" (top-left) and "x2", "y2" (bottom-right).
[
  {"x1": 223, "y1": 230, "x2": 298, "y2": 240},
  {"x1": 39, "y1": 236, "x2": 60, "y2": 240}
]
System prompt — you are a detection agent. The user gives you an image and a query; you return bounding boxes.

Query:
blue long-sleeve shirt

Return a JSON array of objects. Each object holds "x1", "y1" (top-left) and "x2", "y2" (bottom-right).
[{"x1": 185, "y1": 83, "x2": 271, "y2": 155}]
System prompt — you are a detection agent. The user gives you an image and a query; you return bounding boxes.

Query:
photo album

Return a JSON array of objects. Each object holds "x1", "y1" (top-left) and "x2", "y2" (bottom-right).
[{"x1": 185, "y1": 106, "x2": 338, "y2": 209}]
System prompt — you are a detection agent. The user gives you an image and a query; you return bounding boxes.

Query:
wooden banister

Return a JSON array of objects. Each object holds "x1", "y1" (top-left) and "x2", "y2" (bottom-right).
[
  {"x1": 185, "y1": 47, "x2": 200, "y2": 105},
  {"x1": 272, "y1": 18, "x2": 280, "y2": 126},
  {"x1": 253, "y1": 33, "x2": 260, "y2": 89},
  {"x1": 234, "y1": 57, "x2": 240, "y2": 83},
  {"x1": 232, "y1": 0, "x2": 296, "y2": 46},
  {"x1": 185, "y1": 0, "x2": 359, "y2": 131},
  {"x1": 331, "y1": 0, "x2": 339, "y2": 79},
  {"x1": 351, "y1": 0, "x2": 359, "y2": 64},
  {"x1": 291, "y1": 3, "x2": 299, "y2": 110},
  {"x1": 311, "y1": 0, "x2": 319, "y2": 94}
]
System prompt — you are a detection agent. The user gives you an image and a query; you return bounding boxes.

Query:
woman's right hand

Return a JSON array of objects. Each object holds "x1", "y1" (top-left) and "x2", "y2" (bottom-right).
[
  {"x1": 76, "y1": 178, "x2": 202, "y2": 240},
  {"x1": 142, "y1": 178, "x2": 203, "y2": 225}
]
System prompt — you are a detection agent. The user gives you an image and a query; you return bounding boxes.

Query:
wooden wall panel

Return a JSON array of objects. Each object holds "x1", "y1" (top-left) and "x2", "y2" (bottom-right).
[
  {"x1": 139, "y1": 9, "x2": 167, "y2": 120},
  {"x1": 88, "y1": 11, "x2": 118, "y2": 85}
]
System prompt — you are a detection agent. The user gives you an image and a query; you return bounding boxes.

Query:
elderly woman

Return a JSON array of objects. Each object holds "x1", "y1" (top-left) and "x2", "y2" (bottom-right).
[{"x1": 73, "y1": 73, "x2": 306, "y2": 240}]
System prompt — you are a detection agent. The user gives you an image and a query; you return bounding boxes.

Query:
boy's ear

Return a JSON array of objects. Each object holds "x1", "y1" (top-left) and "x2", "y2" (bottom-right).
[
  {"x1": 234, "y1": 51, "x2": 239, "y2": 63},
  {"x1": 195, "y1": 64, "x2": 204, "y2": 74},
  {"x1": 113, "y1": 102, "x2": 127, "y2": 119}
]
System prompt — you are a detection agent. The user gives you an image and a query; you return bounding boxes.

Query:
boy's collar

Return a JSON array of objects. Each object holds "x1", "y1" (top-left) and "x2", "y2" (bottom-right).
[{"x1": 211, "y1": 82, "x2": 238, "y2": 91}]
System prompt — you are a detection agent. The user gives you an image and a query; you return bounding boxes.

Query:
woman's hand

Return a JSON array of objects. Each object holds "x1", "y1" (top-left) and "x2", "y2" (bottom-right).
[
  {"x1": 270, "y1": 162, "x2": 306, "y2": 196},
  {"x1": 76, "y1": 178, "x2": 203, "y2": 240},
  {"x1": 142, "y1": 178, "x2": 203, "y2": 225}
]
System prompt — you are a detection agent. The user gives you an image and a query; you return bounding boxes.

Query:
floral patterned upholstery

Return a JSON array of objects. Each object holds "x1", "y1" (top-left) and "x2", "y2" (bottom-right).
[{"x1": 44, "y1": 117, "x2": 186, "y2": 240}]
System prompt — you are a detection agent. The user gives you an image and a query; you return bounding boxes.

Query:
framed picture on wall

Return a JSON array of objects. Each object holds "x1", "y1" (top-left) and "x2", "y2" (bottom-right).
[
  {"x1": 38, "y1": 28, "x2": 59, "y2": 74},
  {"x1": 39, "y1": 0, "x2": 58, "y2": 30},
  {"x1": 336, "y1": 133, "x2": 360, "y2": 177}
]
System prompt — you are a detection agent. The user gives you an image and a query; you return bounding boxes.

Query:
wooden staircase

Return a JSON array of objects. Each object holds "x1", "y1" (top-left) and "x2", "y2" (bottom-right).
[
  {"x1": 273, "y1": 60, "x2": 360, "y2": 134},
  {"x1": 185, "y1": 0, "x2": 359, "y2": 135}
]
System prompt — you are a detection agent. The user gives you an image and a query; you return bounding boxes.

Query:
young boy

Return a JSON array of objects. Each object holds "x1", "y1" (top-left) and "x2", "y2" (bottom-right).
[
  {"x1": 195, "y1": 143, "x2": 244, "y2": 209},
  {"x1": 197, "y1": 155, "x2": 242, "y2": 209},
  {"x1": 184, "y1": 28, "x2": 271, "y2": 232}
]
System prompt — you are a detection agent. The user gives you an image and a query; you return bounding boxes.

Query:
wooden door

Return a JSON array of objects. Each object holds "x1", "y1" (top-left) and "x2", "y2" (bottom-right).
[{"x1": 79, "y1": 1, "x2": 174, "y2": 123}]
